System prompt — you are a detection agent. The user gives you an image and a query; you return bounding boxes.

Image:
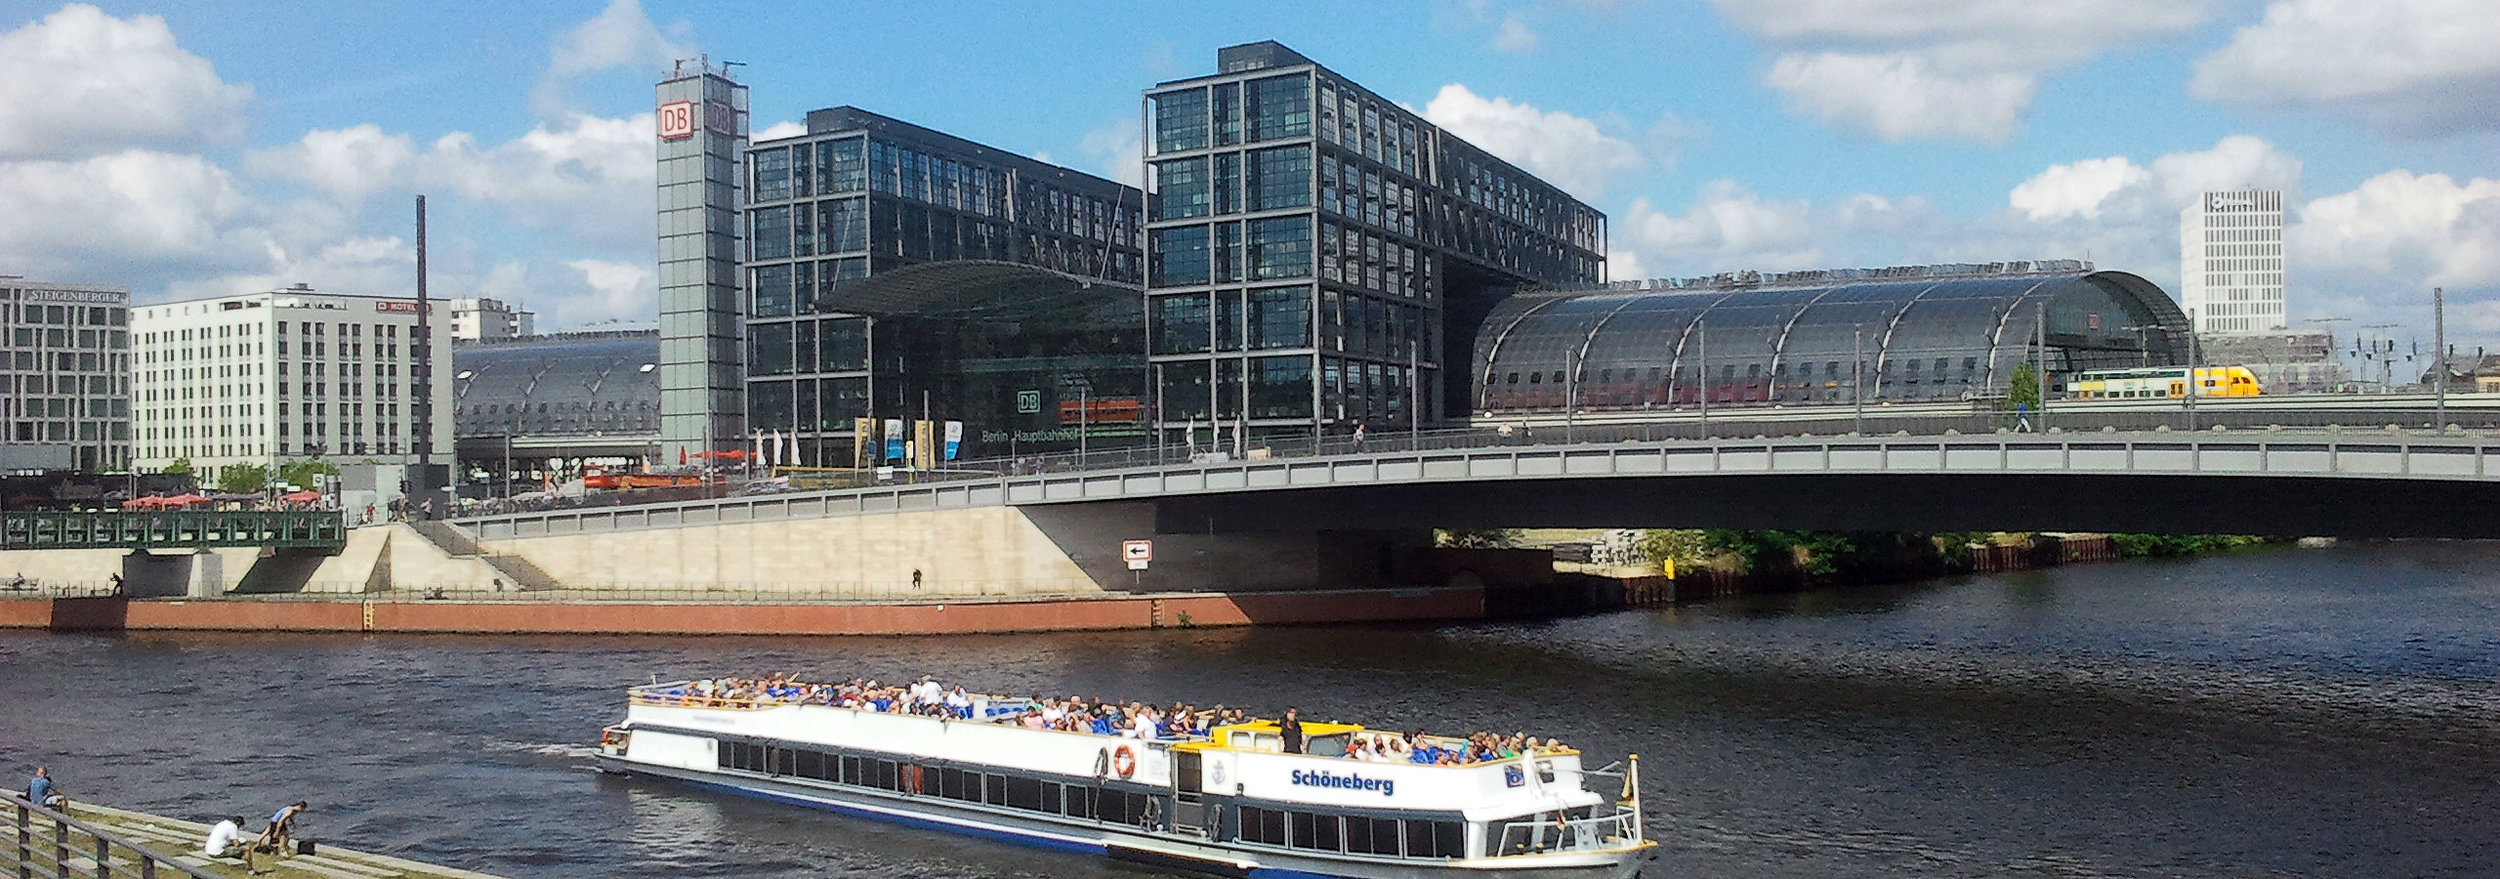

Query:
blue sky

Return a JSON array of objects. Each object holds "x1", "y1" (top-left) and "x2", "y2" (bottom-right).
[{"x1": 2, "y1": 0, "x2": 2494, "y2": 352}]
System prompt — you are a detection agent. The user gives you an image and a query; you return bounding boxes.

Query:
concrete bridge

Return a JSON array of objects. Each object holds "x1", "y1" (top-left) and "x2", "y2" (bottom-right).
[{"x1": 444, "y1": 430, "x2": 2500, "y2": 598}]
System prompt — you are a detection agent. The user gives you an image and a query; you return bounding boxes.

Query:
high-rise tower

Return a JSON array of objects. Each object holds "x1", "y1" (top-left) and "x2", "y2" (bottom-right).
[
  {"x1": 2179, "y1": 190, "x2": 2284, "y2": 334},
  {"x1": 655, "y1": 58, "x2": 748, "y2": 459}
]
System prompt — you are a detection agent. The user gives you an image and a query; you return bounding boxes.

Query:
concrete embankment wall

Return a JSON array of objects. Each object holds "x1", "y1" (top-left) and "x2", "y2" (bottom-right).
[{"x1": 0, "y1": 586, "x2": 1485, "y2": 635}]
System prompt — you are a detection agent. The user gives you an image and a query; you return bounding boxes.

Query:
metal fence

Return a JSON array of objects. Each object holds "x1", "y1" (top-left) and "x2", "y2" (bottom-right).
[
  {"x1": 0, "y1": 511, "x2": 346, "y2": 552},
  {"x1": 3, "y1": 792, "x2": 222, "y2": 879}
]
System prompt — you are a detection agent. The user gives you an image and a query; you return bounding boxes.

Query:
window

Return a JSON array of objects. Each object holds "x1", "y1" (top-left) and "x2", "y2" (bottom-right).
[
  {"x1": 819, "y1": 198, "x2": 867, "y2": 253},
  {"x1": 1250, "y1": 146, "x2": 1312, "y2": 211},
  {"x1": 1250, "y1": 355, "x2": 1313, "y2": 418},
  {"x1": 1154, "y1": 88, "x2": 1209, "y2": 152},
  {"x1": 818, "y1": 139, "x2": 865, "y2": 193},
  {"x1": 1211, "y1": 82, "x2": 1241, "y2": 146},
  {"x1": 752, "y1": 148, "x2": 791, "y2": 201},
  {"x1": 1248, "y1": 75, "x2": 1311, "y2": 142},
  {"x1": 752, "y1": 265, "x2": 793, "y2": 318},
  {"x1": 750, "y1": 322, "x2": 794, "y2": 376},
  {"x1": 1153, "y1": 226, "x2": 1211, "y2": 287},
  {"x1": 1247, "y1": 216, "x2": 1311, "y2": 280},
  {"x1": 1155, "y1": 158, "x2": 1211, "y2": 220},
  {"x1": 752, "y1": 206, "x2": 792, "y2": 260},
  {"x1": 1247, "y1": 286, "x2": 1310, "y2": 349}
]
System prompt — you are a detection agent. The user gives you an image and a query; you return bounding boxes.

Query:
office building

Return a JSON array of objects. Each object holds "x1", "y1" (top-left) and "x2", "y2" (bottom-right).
[
  {"x1": 448, "y1": 297, "x2": 536, "y2": 341},
  {"x1": 1472, "y1": 262, "x2": 2188, "y2": 412},
  {"x1": 0, "y1": 279, "x2": 129, "y2": 472},
  {"x1": 741, "y1": 106, "x2": 1145, "y2": 464},
  {"x1": 1143, "y1": 41, "x2": 1606, "y2": 442},
  {"x1": 655, "y1": 58, "x2": 749, "y2": 462},
  {"x1": 131, "y1": 285, "x2": 452, "y2": 485},
  {"x1": 2180, "y1": 190, "x2": 2285, "y2": 334}
]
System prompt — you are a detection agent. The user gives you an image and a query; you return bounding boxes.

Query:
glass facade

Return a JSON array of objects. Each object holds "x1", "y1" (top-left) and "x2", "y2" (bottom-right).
[
  {"x1": 656, "y1": 64, "x2": 748, "y2": 461},
  {"x1": 742, "y1": 107, "x2": 1145, "y2": 462},
  {"x1": 1145, "y1": 41, "x2": 1606, "y2": 443},
  {"x1": 1472, "y1": 267, "x2": 2192, "y2": 411}
]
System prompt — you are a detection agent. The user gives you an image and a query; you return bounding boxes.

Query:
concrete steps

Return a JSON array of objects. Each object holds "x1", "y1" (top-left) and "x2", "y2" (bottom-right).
[{"x1": 407, "y1": 521, "x2": 557, "y2": 590}]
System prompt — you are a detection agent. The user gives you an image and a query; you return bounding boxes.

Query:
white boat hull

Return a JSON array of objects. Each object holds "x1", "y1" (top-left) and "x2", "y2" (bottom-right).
[{"x1": 598, "y1": 754, "x2": 1647, "y2": 879}]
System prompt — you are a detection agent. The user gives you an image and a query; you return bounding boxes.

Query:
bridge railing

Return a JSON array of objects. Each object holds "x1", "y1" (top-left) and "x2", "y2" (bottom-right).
[
  {"x1": 3, "y1": 792, "x2": 224, "y2": 879},
  {"x1": 0, "y1": 510, "x2": 347, "y2": 551},
  {"x1": 454, "y1": 432, "x2": 2498, "y2": 541}
]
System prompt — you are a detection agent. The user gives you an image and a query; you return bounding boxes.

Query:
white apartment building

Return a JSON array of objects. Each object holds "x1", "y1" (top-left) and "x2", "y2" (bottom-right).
[
  {"x1": 448, "y1": 297, "x2": 536, "y2": 341},
  {"x1": 2180, "y1": 190, "x2": 2285, "y2": 334},
  {"x1": 0, "y1": 279, "x2": 130, "y2": 471},
  {"x1": 132, "y1": 285, "x2": 452, "y2": 483}
]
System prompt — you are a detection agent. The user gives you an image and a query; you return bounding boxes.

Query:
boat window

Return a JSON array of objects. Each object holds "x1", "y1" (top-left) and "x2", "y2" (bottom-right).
[
  {"x1": 1307, "y1": 733, "x2": 1351, "y2": 757},
  {"x1": 1402, "y1": 818, "x2": 1463, "y2": 858},
  {"x1": 1343, "y1": 815, "x2": 1400, "y2": 854},
  {"x1": 1005, "y1": 776, "x2": 1045, "y2": 811}
]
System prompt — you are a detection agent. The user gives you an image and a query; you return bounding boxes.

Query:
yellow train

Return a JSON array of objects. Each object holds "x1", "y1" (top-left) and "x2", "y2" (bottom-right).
[{"x1": 2069, "y1": 366, "x2": 2263, "y2": 400}]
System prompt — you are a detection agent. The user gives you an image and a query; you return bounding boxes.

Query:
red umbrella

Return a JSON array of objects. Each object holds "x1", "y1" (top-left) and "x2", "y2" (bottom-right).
[
  {"x1": 282, "y1": 490, "x2": 321, "y2": 503},
  {"x1": 678, "y1": 447, "x2": 688, "y2": 465},
  {"x1": 163, "y1": 493, "x2": 212, "y2": 507},
  {"x1": 120, "y1": 496, "x2": 162, "y2": 509}
]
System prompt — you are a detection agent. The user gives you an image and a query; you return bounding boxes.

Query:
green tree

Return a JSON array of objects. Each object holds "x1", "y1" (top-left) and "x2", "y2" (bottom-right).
[
  {"x1": 162, "y1": 457, "x2": 193, "y2": 475},
  {"x1": 1634, "y1": 529, "x2": 1712, "y2": 568},
  {"x1": 1701, "y1": 530, "x2": 1863, "y2": 580},
  {"x1": 214, "y1": 463, "x2": 270, "y2": 494},
  {"x1": 277, "y1": 458, "x2": 338, "y2": 491},
  {"x1": 2006, "y1": 361, "x2": 2041, "y2": 410},
  {"x1": 1435, "y1": 528, "x2": 1522, "y2": 549}
]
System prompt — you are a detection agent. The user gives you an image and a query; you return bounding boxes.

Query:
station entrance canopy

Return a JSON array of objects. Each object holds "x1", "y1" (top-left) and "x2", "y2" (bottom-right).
[{"x1": 823, "y1": 260, "x2": 1139, "y2": 321}]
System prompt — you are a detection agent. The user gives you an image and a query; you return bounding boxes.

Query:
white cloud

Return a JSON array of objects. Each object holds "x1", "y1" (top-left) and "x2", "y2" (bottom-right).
[
  {"x1": 1490, "y1": 14, "x2": 1541, "y2": 54},
  {"x1": 2144, "y1": 134, "x2": 2303, "y2": 205},
  {"x1": 2293, "y1": 171, "x2": 2500, "y2": 290},
  {"x1": 566, "y1": 258, "x2": 657, "y2": 327},
  {"x1": 530, "y1": 0, "x2": 690, "y2": 119},
  {"x1": 1711, "y1": 0, "x2": 2223, "y2": 142},
  {"x1": 421, "y1": 114, "x2": 658, "y2": 250},
  {"x1": 2192, "y1": 0, "x2": 2500, "y2": 136},
  {"x1": 1612, "y1": 181, "x2": 1824, "y2": 277},
  {"x1": 2009, "y1": 156, "x2": 2152, "y2": 222},
  {"x1": 1423, "y1": 84, "x2": 1647, "y2": 199},
  {"x1": 1079, "y1": 121, "x2": 1144, "y2": 188},
  {"x1": 755, "y1": 120, "x2": 807, "y2": 141},
  {"x1": 1765, "y1": 52, "x2": 2032, "y2": 143},
  {"x1": 0, "y1": 150, "x2": 248, "y2": 268},
  {"x1": 0, "y1": 4, "x2": 252, "y2": 160},
  {"x1": 248, "y1": 124, "x2": 418, "y2": 203}
]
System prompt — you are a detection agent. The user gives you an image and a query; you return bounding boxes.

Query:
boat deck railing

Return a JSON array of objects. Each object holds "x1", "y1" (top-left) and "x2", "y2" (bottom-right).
[
  {"x1": 1489, "y1": 806, "x2": 1644, "y2": 857},
  {"x1": 625, "y1": 682, "x2": 1579, "y2": 767},
  {"x1": 3, "y1": 791, "x2": 225, "y2": 879}
]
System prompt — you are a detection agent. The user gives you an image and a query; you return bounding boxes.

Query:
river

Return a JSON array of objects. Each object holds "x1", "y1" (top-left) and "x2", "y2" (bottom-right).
[{"x1": 1, "y1": 540, "x2": 2492, "y2": 878}]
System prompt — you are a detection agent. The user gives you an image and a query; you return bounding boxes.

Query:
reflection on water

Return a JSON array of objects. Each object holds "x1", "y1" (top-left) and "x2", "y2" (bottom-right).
[{"x1": 0, "y1": 540, "x2": 2491, "y2": 878}]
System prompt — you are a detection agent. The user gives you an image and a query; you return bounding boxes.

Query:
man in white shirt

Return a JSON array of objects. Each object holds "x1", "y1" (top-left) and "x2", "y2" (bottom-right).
[
  {"x1": 910, "y1": 676, "x2": 942, "y2": 707},
  {"x1": 200, "y1": 816, "x2": 258, "y2": 872}
]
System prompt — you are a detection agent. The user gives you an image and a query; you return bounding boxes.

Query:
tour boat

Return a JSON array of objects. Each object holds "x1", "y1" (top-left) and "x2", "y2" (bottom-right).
[{"x1": 596, "y1": 681, "x2": 1653, "y2": 879}]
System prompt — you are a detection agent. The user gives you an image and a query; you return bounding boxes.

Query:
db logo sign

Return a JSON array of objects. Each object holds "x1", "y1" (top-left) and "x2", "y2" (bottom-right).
[{"x1": 657, "y1": 101, "x2": 696, "y2": 140}]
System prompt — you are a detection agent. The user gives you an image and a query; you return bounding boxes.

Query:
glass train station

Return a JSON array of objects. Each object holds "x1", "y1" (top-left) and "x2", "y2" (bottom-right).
[{"x1": 616, "y1": 42, "x2": 2204, "y2": 468}]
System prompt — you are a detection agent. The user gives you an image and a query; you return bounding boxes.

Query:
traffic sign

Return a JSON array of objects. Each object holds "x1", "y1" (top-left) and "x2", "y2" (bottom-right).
[{"x1": 1122, "y1": 540, "x2": 1152, "y2": 570}]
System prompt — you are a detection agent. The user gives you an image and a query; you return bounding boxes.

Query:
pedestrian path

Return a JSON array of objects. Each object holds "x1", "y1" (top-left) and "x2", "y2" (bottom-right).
[{"x1": 7, "y1": 800, "x2": 505, "y2": 879}]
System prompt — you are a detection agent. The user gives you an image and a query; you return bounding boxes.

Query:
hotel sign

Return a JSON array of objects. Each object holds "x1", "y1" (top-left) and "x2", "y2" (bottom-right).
[{"x1": 375, "y1": 301, "x2": 421, "y2": 314}]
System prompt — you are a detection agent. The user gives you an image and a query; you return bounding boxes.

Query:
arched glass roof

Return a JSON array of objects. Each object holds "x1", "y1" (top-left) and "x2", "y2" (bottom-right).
[
  {"x1": 1471, "y1": 268, "x2": 2189, "y2": 411},
  {"x1": 451, "y1": 331, "x2": 660, "y2": 437}
]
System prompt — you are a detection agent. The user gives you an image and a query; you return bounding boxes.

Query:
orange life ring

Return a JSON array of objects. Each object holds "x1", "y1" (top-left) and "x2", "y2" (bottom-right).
[{"x1": 1112, "y1": 744, "x2": 1137, "y2": 779}]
